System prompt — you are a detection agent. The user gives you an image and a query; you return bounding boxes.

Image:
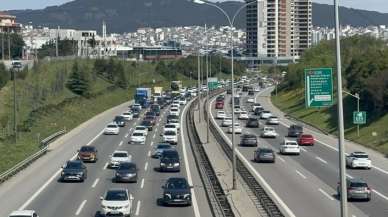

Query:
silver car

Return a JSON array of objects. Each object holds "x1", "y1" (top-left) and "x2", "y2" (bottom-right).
[{"x1": 337, "y1": 178, "x2": 371, "y2": 201}]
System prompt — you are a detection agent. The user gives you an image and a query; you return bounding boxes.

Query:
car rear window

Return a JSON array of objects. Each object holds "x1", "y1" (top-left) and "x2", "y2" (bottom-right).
[
  {"x1": 107, "y1": 125, "x2": 117, "y2": 128},
  {"x1": 133, "y1": 133, "x2": 143, "y2": 136},
  {"x1": 353, "y1": 154, "x2": 368, "y2": 158},
  {"x1": 113, "y1": 153, "x2": 128, "y2": 157},
  {"x1": 105, "y1": 190, "x2": 128, "y2": 201},
  {"x1": 164, "y1": 131, "x2": 176, "y2": 136},
  {"x1": 350, "y1": 182, "x2": 368, "y2": 188}
]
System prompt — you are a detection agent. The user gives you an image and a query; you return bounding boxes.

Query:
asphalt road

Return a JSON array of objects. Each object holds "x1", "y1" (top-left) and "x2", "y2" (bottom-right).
[
  {"x1": 209, "y1": 87, "x2": 388, "y2": 217},
  {"x1": 1, "y1": 100, "x2": 212, "y2": 217}
]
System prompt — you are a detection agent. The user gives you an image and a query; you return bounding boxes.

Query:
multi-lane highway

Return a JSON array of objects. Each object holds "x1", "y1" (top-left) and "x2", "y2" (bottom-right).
[
  {"x1": 1, "y1": 100, "x2": 213, "y2": 217},
  {"x1": 209, "y1": 87, "x2": 388, "y2": 217}
]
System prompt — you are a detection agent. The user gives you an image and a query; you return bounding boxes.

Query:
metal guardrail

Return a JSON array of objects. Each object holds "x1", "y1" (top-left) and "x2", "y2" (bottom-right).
[
  {"x1": 186, "y1": 93, "x2": 235, "y2": 217},
  {"x1": 204, "y1": 91, "x2": 284, "y2": 217},
  {"x1": 0, "y1": 129, "x2": 66, "y2": 183}
]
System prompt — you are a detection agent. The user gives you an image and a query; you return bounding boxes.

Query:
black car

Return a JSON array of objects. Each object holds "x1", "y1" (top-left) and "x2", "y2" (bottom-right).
[
  {"x1": 242, "y1": 85, "x2": 249, "y2": 92},
  {"x1": 132, "y1": 109, "x2": 140, "y2": 118},
  {"x1": 254, "y1": 148, "x2": 276, "y2": 163},
  {"x1": 226, "y1": 89, "x2": 232, "y2": 94},
  {"x1": 162, "y1": 177, "x2": 192, "y2": 206},
  {"x1": 151, "y1": 104, "x2": 161, "y2": 116},
  {"x1": 141, "y1": 120, "x2": 153, "y2": 131},
  {"x1": 288, "y1": 124, "x2": 303, "y2": 137},
  {"x1": 145, "y1": 111, "x2": 156, "y2": 118},
  {"x1": 240, "y1": 134, "x2": 258, "y2": 147},
  {"x1": 254, "y1": 107, "x2": 264, "y2": 115},
  {"x1": 61, "y1": 160, "x2": 87, "y2": 182},
  {"x1": 160, "y1": 150, "x2": 180, "y2": 172},
  {"x1": 114, "y1": 162, "x2": 138, "y2": 183},
  {"x1": 114, "y1": 116, "x2": 126, "y2": 127},
  {"x1": 246, "y1": 118, "x2": 259, "y2": 128},
  {"x1": 248, "y1": 90, "x2": 254, "y2": 96}
]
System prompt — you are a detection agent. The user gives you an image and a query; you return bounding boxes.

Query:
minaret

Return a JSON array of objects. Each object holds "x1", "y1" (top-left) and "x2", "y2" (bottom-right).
[{"x1": 102, "y1": 20, "x2": 107, "y2": 56}]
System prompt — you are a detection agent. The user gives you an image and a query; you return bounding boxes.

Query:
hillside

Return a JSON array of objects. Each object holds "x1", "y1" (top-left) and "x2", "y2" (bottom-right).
[{"x1": 7, "y1": 0, "x2": 388, "y2": 33}]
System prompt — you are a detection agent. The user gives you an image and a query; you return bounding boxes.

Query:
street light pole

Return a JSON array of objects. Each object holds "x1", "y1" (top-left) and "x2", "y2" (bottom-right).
[
  {"x1": 334, "y1": 0, "x2": 348, "y2": 216},
  {"x1": 12, "y1": 69, "x2": 17, "y2": 143},
  {"x1": 343, "y1": 90, "x2": 360, "y2": 137},
  {"x1": 205, "y1": 25, "x2": 210, "y2": 144},
  {"x1": 198, "y1": 51, "x2": 201, "y2": 122}
]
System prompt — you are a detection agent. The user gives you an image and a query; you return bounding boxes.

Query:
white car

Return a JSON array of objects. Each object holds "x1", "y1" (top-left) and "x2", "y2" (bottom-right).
[
  {"x1": 121, "y1": 112, "x2": 133, "y2": 121},
  {"x1": 252, "y1": 103, "x2": 263, "y2": 112},
  {"x1": 254, "y1": 87, "x2": 261, "y2": 92},
  {"x1": 234, "y1": 108, "x2": 242, "y2": 114},
  {"x1": 238, "y1": 111, "x2": 249, "y2": 120},
  {"x1": 109, "y1": 151, "x2": 132, "y2": 168},
  {"x1": 260, "y1": 111, "x2": 272, "y2": 119},
  {"x1": 261, "y1": 127, "x2": 278, "y2": 138},
  {"x1": 179, "y1": 98, "x2": 187, "y2": 105},
  {"x1": 228, "y1": 123, "x2": 242, "y2": 134},
  {"x1": 346, "y1": 152, "x2": 372, "y2": 169},
  {"x1": 222, "y1": 117, "x2": 233, "y2": 127},
  {"x1": 163, "y1": 130, "x2": 178, "y2": 145},
  {"x1": 101, "y1": 188, "x2": 134, "y2": 217},
  {"x1": 104, "y1": 123, "x2": 120, "y2": 135},
  {"x1": 170, "y1": 107, "x2": 180, "y2": 116},
  {"x1": 267, "y1": 116, "x2": 280, "y2": 125},
  {"x1": 172, "y1": 101, "x2": 180, "y2": 107},
  {"x1": 9, "y1": 210, "x2": 39, "y2": 217},
  {"x1": 163, "y1": 124, "x2": 179, "y2": 135},
  {"x1": 130, "y1": 131, "x2": 146, "y2": 145},
  {"x1": 247, "y1": 98, "x2": 255, "y2": 103},
  {"x1": 168, "y1": 119, "x2": 181, "y2": 129},
  {"x1": 134, "y1": 126, "x2": 148, "y2": 136},
  {"x1": 216, "y1": 111, "x2": 226, "y2": 119},
  {"x1": 280, "y1": 140, "x2": 300, "y2": 155}
]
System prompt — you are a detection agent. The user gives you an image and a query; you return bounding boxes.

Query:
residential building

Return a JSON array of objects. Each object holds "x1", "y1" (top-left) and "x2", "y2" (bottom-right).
[{"x1": 0, "y1": 12, "x2": 21, "y2": 33}]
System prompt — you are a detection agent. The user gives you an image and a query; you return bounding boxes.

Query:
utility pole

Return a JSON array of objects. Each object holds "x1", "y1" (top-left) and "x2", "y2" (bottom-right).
[
  {"x1": 12, "y1": 69, "x2": 17, "y2": 143},
  {"x1": 334, "y1": 0, "x2": 348, "y2": 216},
  {"x1": 205, "y1": 24, "x2": 210, "y2": 144},
  {"x1": 197, "y1": 52, "x2": 201, "y2": 122},
  {"x1": 1, "y1": 32, "x2": 4, "y2": 61},
  {"x1": 8, "y1": 30, "x2": 11, "y2": 60},
  {"x1": 56, "y1": 26, "x2": 59, "y2": 57}
]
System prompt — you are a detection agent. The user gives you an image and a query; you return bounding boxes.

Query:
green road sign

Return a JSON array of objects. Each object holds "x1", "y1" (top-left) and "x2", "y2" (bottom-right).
[
  {"x1": 353, "y1": 111, "x2": 366, "y2": 124},
  {"x1": 305, "y1": 68, "x2": 333, "y2": 108}
]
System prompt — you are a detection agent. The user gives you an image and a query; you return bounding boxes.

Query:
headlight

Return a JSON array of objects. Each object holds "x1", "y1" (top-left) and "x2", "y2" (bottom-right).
[
  {"x1": 174, "y1": 163, "x2": 180, "y2": 167},
  {"x1": 160, "y1": 163, "x2": 166, "y2": 166},
  {"x1": 124, "y1": 204, "x2": 130, "y2": 208},
  {"x1": 184, "y1": 194, "x2": 191, "y2": 198},
  {"x1": 164, "y1": 193, "x2": 172, "y2": 198},
  {"x1": 61, "y1": 172, "x2": 65, "y2": 176}
]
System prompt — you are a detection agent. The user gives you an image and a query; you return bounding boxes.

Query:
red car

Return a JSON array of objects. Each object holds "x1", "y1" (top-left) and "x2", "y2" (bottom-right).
[
  {"x1": 215, "y1": 101, "x2": 224, "y2": 109},
  {"x1": 297, "y1": 134, "x2": 315, "y2": 146}
]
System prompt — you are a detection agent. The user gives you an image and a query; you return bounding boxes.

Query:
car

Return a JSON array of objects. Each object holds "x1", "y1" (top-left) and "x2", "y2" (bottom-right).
[
  {"x1": 267, "y1": 116, "x2": 280, "y2": 125},
  {"x1": 114, "y1": 115, "x2": 126, "y2": 127},
  {"x1": 260, "y1": 110, "x2": 272, "y2": 119},
  {"x1": 132, "y1": 108, "x2": 140, "y2": 118},
  {"x1": 279, "y1": 140, "x2": 300, "y2": 155},
  {"x1": 160, "y1": 149, "x2": 180, "y2": 172},
  {"x1": 240, "y1": 134, "x2": 257, "y2": 147},
  {"x1": 100, "y1": 188, "x2": 134, "y2": 217},
  {"x1": 170, "y1": 107, "x2": 180, "y2": 116},
  {"x1": 222, "y1": 117, "x2": 233, "y2": 127},
  {"x1": 246, "y1": 117, "x2": 259, "y2": 128},
  {"x1": 228, "y1": 123, "x2": 242, "y2": 134},
  {"x1": 163, "y1": 130, "x2": 178, "y2": 145},
  {"x1": 162, "y1": 177, "x2": 192, "y2": 206},
  {"x1": 179, "y1": 98, "x2": 187, "y2": 105},
  {"x1": 78, "y1": 146, "x2": 98, "y2": 162},
  {"x1": 252, "y1": 103, "x2": 262, "y2": 112},
  {"x1": 152, "y1": 143, "x2": 174, "y2": 158},
  {"x1": 141, "y1": 120, "x2": 153, "y2": 131},
  {"x1": 144, "y1": 115, "x2": 156, "y2": 125},
  {"x1": 104, "y1": 123, "x2": 120, "y2": 135},
  {"x1": 260, "y1": 127, "x2": 278, "y2": 138},
  {"x1": 248, "y1": 90, "x2": 255, "y2": 96},
  {"x1": 151, "y1": 104, "x2": 161, "y2": 116},
  {"x1": 121, "y1": 112, "x2": 133, "y2": 121},
  {"x1": 226, "y1": 89, "x2": 232, "y2": 94},
  {"x1": 216, "y1": 111, "x2": 227, "y2": 119},
  {"x1": 132, "y1": 103, "x2": 142, "y2": 111},
  {"x1": 134, "y1": 125, "x2": 148, "y2": 136},
  {"x1": 297, "y1": 134, "x2": 315, "y2": 146},
  {"x1": 60, "y1": 160, "x2": 87, "y2": 182},
  {"x1": 254, "y1": 87, "x2": 261, "y2": 92},
  {"x1": 169, "y1": 119, "x2": 181, "y2": 129},
  {"x1": 254, "y1": 107, "x2": 264, "y2": 115},
  {"x1": 287, "y1": 124, "x2": 303, "y2": 137},
  {"x1": 346, "y1": 152, "x2": 372, "y2": 169},
  {"x1": 238, "y1": 111, "x2": 249, "y2": 120},
  {"x1": 115, "y1": 162, "x2": 138, "y2": 183},
  {"x1": 109, "y1": 151, "x2": 132, "y2": 168},
  {"x1": 337, "y1": 178, "x2": 371, "y2": 201},
  {"x1": 215, "y1": 100, "x2": 224, "y2": 109},
  {"x1": 130, "y1": 131, "x2": 146, "y2": 145},
  {"x1": 167, "y1": 114, "x2": 179, "y2": 122},
  {"x1": 247, "y1": 97, "x2": 255, "y2": 103},
  {"x1": 163, "y1": 124, "x2": 179, "y2": 135},
  {"x1": 145, "y1": 111, "x2": 156, "y2": 118},
  {"x1": 8, "y1": 210, "x2": 39, "y2": 217},
  {"x1": 254, "y1": 148, "x2": 275, "y2": 163}
]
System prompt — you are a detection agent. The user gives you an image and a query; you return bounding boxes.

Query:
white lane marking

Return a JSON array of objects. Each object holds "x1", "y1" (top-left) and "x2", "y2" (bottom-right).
[
  {"x1": 295, "y1": 170, "x2": 307, "y2": 179},
  {"x1": 150, "y1": 141, "x2": 154, "y2": 147},
  {"x1": 144, "y1": 162, "x2": 148, "y2": 171},
  {"x1": 91, "y1": 178, "x2": 100, "y2": 188},
  {"x1": 209, "y1": 97, "x2": 296, "y2": 217},
  {"x1": 103, "y1": 162, "x2": 108, "y2": 170},
  {"x1": 75, "y1": 200, "x2": 87, "y2": 215},
  {"x1": 372, "y1": 190, "x2": 388, "y2": 201},
  {"x1": 135, "y1": 200, "x2": 141, "y2": 216},
  {"x1": 148, "y1": 150, "x2": 151, "y2": 157},
  {"x1": 86, "y1": 129, "x2": 105, "y2": 146},
  {"x1": 153, "y1": 134, "x2": 156, "y2": 139},
  {"x1": 278, "y1": 156, "x2": 286, "y2": 163},
  {"x1": 315, "y1": 156, "x2": 328, "y2": 164},
  {"x1": 318, "y1": 188, "x2": 334, "y2": 201},
  {"x1": 119, "y1": 141, "x2": 123, "y2": 147},
  {"x1": 140, "y1": 178, "x2": 145, "y2": 189},
  {"x1": 181, "y1": 100, "x2": 201, "y2": 217},
  {"x1": 300, "y1": 147, "x2": 307, "y2": 152},
  {"x1": 125, "y1": 133, "x2": 129, "y2": 138},
  {"x1": 346, "y1": 174, "x2": 354, "y2": 179}
]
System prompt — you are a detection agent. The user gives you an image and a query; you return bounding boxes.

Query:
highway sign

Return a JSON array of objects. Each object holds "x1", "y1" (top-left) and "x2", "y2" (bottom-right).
[
  {"x1": 305, "y1": 68, "x2": 333, "y2": 108},
  {"x1": 353, "y1": 111, "x2": 366, "y2": 124},
  {"x1": 208, "y1": 77, "x2": 219, "y2": 90}
]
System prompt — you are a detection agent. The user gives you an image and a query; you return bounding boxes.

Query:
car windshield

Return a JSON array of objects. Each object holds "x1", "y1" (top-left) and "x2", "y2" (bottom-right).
[
  {"x1": 162, "y1": 151, "x2": 178, "y2": 159},
  {"x1": 133, "y1": 133, "x2": 143, "y2": 137},
  {"x1": 107, "y1": 125, "x2": 117, "y2": 128},
  {"x1": 119, "y1": 163, "x2": 136, "y2": 172},
  {"x1": 353, "y1": 154, "x2": 368, "y2": 158},
  {"x1": 260, "y1": 149, "x2": 273, "y2": 153},
  {"x1": 171, "y1": 108, "x2": 178, "y2": 111},
  {"x1": 165, "y1": 125, "x2": 175, "y2": 129},
  {"x1": 166, "y1": 179, "x2": 188, "y2": 189},
  {"x1": 136, "y1": 127, "x2": 146, "y2": 130},
  {"x1": 66, "y1": 161, "x2": 82, "y2": 169},
  {"x1": 265, "y1": 128, "x2": 274, "y2": 131},
  {"x1": 286, "y1": 142, "x2": 297, "y2": 146},
  {"x1": 123, "y1": 112, "x2": 131, "y2": 115},
  {"x1": 80, "y1": 146, "x2": 95, "y2": 152},
  {"x1": 350, "y1": 182, "x2": 368, "y2": 188},
  {"x1": 113, "y1": 153, "x2": 128, "y2": 158},
  {"x1": 114, "y1": 116, "x2": 124, "y2": 121},
  {"x1": 105, "y1": 190, "x2": 128, "y2": 201},
  {"x1": 157, "y1": 144, "x2": 172, "y2": 149},
  {"x1": 142, "y1": 121, "x2": 151, "y2": 126},
  {"x1": 164, "y1": 131, "x2": 176, "y2": 136}
]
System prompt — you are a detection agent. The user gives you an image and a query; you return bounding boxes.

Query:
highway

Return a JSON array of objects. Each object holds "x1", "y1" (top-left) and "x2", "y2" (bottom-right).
[
  {"x1": 0, "y1": 100, "x2": 212, "y2": 217},
  {"x1": 209, "y1": 87, "x2": 388, "y2": 217}
]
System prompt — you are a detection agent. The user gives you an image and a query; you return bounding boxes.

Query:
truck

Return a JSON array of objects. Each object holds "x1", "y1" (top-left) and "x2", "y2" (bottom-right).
[
  {"x1": 171, "y1": 81, "x2": 182, "y2": 97},
  {"x1": 153, "y1": 86, "x2": 163, "y2": 103},
  {"x1": 134, "y1": 87, "x2": 152, "y2": 108}
]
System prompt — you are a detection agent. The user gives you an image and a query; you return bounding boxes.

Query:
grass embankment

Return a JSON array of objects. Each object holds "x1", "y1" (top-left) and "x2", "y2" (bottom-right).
[
  {"x1": 0, "y1": 59, "x2": 192, "y2": 173},
  {"x1": 272, "y1": 89, "x2": 388, "y2": 154}
]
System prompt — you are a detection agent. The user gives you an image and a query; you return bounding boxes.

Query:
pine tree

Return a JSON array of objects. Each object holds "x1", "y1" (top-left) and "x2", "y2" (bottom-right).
[{"x1": 66, "y1": 61, "x2": 90, "y2": 96}]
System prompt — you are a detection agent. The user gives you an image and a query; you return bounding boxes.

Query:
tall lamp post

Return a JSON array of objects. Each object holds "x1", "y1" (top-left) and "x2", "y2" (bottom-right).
[
  {"x1": 191, "y1": 0, "x2": 257, "y2": 190},
  {"x1": 343, "y1": 91, "x2": 360, "y2": 137}
]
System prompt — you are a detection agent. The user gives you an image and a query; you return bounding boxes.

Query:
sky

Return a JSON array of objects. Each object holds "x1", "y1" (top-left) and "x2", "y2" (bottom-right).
[{"x1": 0, "y1": 0, "x2": 388, "y2": 13}]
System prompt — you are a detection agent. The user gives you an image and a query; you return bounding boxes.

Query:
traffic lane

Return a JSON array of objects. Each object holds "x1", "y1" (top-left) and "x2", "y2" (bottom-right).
[{"x1": 215, "y1": 96, "x2": 368, "y2": 217}]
